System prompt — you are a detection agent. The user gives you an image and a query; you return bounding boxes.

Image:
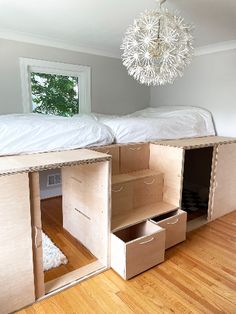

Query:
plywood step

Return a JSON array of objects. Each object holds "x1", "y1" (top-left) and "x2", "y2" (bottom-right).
[
  {"x1": 111, "y1": 202, "x2": 178, "y2": 232},
  {"x1": 112, "y1": 169, "x2": 163, "y2": 185},
  {"x1": 112, "y1": 170, "x2": 164, "y2": 216}
]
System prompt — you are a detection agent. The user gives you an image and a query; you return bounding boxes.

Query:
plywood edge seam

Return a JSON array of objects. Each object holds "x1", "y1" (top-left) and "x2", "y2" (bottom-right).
[
  {"x1": 45, "y1": 261, "x2": 106, "y2": 295},
  {"x1": 179, "y1": 149, "x2": 186, "y2": 208},
  {"x1": 208, "y1": 146, "x2": 219, "y2": 221},
  {"x1": 154, "y1": 139, "x2": 236, "y2": 149},
  {"x1": 0, "y1": 157, "x2": 111, "y2": 177}
]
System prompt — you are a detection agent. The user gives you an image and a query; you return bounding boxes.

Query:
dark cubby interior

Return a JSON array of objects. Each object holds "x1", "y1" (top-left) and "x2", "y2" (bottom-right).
[{"x1": 182, "y1": 147, "x2": 213, "y2": 220}]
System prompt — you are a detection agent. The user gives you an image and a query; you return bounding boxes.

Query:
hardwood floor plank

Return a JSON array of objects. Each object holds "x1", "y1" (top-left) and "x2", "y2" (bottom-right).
[
  {"x1": 41, "y1": 197, "x2": 96, "y2": 282},
  {"x1": 18, "y1": 211, "x2": 236, "y2": 314}
]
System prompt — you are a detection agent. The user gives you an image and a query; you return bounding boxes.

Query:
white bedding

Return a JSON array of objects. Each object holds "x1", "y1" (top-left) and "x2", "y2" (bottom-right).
[
  {"x1": 0, "y1": 114, "x2": 114, "y2": 156},
  {"x1": 0, "y1": 106, "x2": 216, "y2": 156},
  {"x1": 92, "y1": 106, "x2": 216, "y2": 143}
]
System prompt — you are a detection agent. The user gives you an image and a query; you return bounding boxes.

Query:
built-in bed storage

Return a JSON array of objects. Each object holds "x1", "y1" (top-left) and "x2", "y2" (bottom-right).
[
  {"x1": 1, "y1": 136, "x2": 236, "y2": 312},
  {"x1": 0, "y1": 149, "x2": 111, "y2": 314},
  {"x1": 94, "y1": 136, "x2": 236, "y2": 279},
  {"x1": 95, "y1": 142, "x2": 187, "y2": 279}
]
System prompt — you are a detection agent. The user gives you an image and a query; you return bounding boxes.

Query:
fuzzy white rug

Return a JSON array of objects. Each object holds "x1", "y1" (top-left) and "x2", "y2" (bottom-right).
[{"x1": 42, "y1": 232, "x2": 68, "y2": 271}]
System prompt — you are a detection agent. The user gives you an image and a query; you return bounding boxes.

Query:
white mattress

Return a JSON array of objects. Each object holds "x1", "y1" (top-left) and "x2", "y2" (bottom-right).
[
  {"x1": 0, "y1": 106, "x2": 216, "y2": 156},
  {"x1": 92, "y1": 106, "x2": 216, "y2": 144},
  {"x1": 0, "y1": 113, "x2": 114, "y2": 156}
]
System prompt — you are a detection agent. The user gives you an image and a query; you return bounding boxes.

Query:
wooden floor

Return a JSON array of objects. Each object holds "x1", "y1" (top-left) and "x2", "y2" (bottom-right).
[
  {"x1": 19, "y1": 211, "x2": 236, "y2": 314},
  {"x1": 41, "y1": 197, "x2": 96, "y2": 282}
]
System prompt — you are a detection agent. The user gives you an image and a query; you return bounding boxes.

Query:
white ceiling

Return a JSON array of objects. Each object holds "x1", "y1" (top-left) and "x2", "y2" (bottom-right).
[{"x1": 0, "y1": 0, "x2": 235, "y2": 58}]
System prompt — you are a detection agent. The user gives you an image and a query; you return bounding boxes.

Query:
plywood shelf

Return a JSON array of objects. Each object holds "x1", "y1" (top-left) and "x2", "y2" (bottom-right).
[
  {"x1": 112, "y1": 169, "x2": 162, "y2": 185},
  {"x1": 111, "y1": 202, "x2": 178, "y2": 232}
]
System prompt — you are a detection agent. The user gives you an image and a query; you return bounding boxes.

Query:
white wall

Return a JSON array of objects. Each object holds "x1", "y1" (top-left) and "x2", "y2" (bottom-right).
[
  {"x1": 150, "y1": 49, "x2": 236, "y2": 137},
  {"x1": 0, "y1": 38, "x2": 149, "y2": 115}
]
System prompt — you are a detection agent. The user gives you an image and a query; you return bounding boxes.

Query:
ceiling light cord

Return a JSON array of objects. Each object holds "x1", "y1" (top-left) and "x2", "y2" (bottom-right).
[{"x1": 156, "y1": 0, "x2": 167, "y2": 9}]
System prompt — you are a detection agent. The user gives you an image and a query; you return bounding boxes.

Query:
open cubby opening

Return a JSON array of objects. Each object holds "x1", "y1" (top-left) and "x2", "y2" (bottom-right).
[
  {"x1": 31, "y1": 161, "x2": 109, "y2": 298},
  {"x1": 182, "y1": 147, "x2": 214, "y2": 221}
]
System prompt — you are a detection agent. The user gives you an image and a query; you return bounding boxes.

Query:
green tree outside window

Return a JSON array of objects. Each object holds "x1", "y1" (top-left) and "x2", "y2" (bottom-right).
[{"x1": 31, "y1": 72, "x2": 79, "y2": 117}]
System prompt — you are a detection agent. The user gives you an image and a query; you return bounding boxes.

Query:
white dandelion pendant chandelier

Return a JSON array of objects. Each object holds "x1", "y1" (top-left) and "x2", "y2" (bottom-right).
[{"x1": 121, "y1": 0, "x2": 194, "y2": 86}]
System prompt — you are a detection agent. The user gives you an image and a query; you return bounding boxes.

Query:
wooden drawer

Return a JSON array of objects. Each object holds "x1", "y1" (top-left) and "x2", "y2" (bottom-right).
[
  {"x1": 120, "y1": 143, "x2": 149, "y2": 173},
  {"x1": 93, "y1": 146, "x2": 119, "y2": 174},
  {"x1": 111, "y1": 221, "x2": 165, "y2": 279},
  {"x1": 133, "y1": 173, "x2": 163, "y2": 208},
  {"x1": 112, "y1": 181, "x2": 133, "y2": 216},
  {"x1": 150, "y1": 210, "x2": 187, "y2": 249}
]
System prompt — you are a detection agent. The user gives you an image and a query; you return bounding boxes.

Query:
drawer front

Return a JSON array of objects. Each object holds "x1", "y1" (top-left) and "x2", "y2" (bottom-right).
[
  {"x1": 133, "y1": 174, "x2": 163, "y2": 208},
  {"x1": 94, "y1": 146, "x2": 120, "y2": 174},
  {"x1": 120, "y1": 143, "x2": 149, "y2": 173},
  {"x1": 156, "y1": 210, "x2": 187, "y2": 249},
  {"x1": 125, "y1": 229, "x2": 165, "y2": 279},
  {"x1": 112, "y1": 182, "x2": 133, "y2": 216}
]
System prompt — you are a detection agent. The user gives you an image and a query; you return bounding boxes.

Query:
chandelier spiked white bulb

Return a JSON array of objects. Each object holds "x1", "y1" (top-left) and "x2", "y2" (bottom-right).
[{"x1": 121, "y1": 0, "x2": 194, "y2": 86}]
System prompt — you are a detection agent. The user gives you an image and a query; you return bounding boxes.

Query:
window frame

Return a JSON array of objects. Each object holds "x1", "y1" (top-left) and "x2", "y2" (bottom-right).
[{"x1": 20, "y1": 58, "x2": 91, "y2": 114}]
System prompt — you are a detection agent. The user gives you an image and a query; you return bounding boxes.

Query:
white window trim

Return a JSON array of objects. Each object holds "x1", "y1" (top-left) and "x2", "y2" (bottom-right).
[{"x1": 19, "y1": 57, "x2": 91, "y2": 114}]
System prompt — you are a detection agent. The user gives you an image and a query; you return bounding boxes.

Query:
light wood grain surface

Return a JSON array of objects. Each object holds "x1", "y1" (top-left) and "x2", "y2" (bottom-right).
[
  {"x1": 154, "y1": 136, "x2": 236, "y2": 149},
  {"x1": 0, "y1": 174, "x2": 35, "y2": 314},
  {"x1": 18, "y1": 211, "x2": 236, "y2": 314},
  {"x1": 0, "y1": 149, "x2": 110, "y2": 175}
]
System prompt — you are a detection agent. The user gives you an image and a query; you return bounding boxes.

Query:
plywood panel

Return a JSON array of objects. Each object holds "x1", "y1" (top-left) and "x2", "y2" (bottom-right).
[
  {"x1": 93, "y1": 146, "x2": 120, "y2": 174},
  {"x1": 111, "y1": 221, "x2": 165, "y2": 280},
  {"x1": 120, "y1": 143, "x2": 149, "y2": 173},
  {"x1": 149, "y1": 144, "x2": 184, "y2": 207},
  {"x1": 111, "y1": 201, "x2": 178, "y2": 232},
  {"x1": 133, "y1": 174, "x2": 163, "y2": 208},
  {"x1": 210, "y1": 143, "x2": 236, "y2": 220},
  {"x1": 29, "y1": 172, "x2": 45, "y2": 299},
  {"x1": 112, "y1": 181, "x2": 133, "y2": 216},
  {"x1": 62, "y1": 161, "x2": 110, "y2": 265},
  {"x1": 0, "y1": 173, "x2": 35, "y2": 313},
  {"x1": 154, "y1": 136, "x2": 236, "y2": 149},
  {"x1": 150, "y1": 210, "x2": 187, "y2": 249},
  {"x1": 0, "y1": 149, "x2": 111, "y2": 176},
  {"x1": 45, "y1": 260, "x2": 105, "y2": 294}
]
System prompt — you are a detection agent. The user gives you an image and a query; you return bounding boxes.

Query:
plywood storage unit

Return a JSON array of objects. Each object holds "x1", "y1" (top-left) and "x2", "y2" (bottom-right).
[
  {"x1": 111, "y1": 221, "x2": 165, "y2": 279},
  {"x1": 0, "y1": 149, "x2": 111, "y2": 314},
  {"x1": 95, "y1": 142, "x2": 187, "y2": 280},
  {"x1": 151, "y1": 136, "x2": 236, "y2": 222}
]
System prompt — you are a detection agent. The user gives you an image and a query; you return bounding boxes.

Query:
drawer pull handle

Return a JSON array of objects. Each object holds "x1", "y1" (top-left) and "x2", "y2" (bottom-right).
[
  {"x1": 129, "y1": 147, "x2": 142, "y2": 151},
  {"x1": 34, "y1": 226, "x2": 42, "y2": 249},
  {"x1": 112, "y1": 186, "x2": 124, "y2": 193},
  {"x1": 167, "y1": 218, "x2": 179, "y2": 225},
  {"x1": 139, "y1": 237, "x2": 154, "y2": 245},
  {"x1": 144, "y1": 179, "x2": 155, "y2": 185}
]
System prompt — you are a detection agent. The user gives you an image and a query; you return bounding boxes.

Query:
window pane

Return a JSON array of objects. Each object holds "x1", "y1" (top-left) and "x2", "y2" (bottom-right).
[{"x1": 31, "y1": 72, "x2": 79, "y2": 117}]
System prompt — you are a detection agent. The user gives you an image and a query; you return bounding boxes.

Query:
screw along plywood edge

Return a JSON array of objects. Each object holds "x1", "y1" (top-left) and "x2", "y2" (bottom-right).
[
  {"x1": 153, "y1": 136, "x2": 236, "y2": 149},
  {"x1": 0, "y1": 149, "x2": 111, "y2": 176},
  {"x1": 0, "y1": 173, "x2": 35, "y2": 314}
]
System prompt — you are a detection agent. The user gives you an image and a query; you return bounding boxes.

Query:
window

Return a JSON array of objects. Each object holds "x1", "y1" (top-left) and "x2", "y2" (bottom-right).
[{"x1": 20, "y1": 58, "x2": 91, "y2": 115}]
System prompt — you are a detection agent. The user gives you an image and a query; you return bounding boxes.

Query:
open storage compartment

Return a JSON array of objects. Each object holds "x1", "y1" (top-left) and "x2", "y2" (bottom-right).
[
  {"x1": 150, "y1": 209, "x2": 187, "y2": 249},
  {"x1": 110, "y1": 143, "x2": 178, "y2": 231},
  {"x1": 181, "y1": 147, "x2": 214, "y2": 220},
  {"x1": 111, "y1": 221, "x2": 165, "y2": 280},
  {"x1": 30, "y1": 157, "x2": 110, "y2": 299}
]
